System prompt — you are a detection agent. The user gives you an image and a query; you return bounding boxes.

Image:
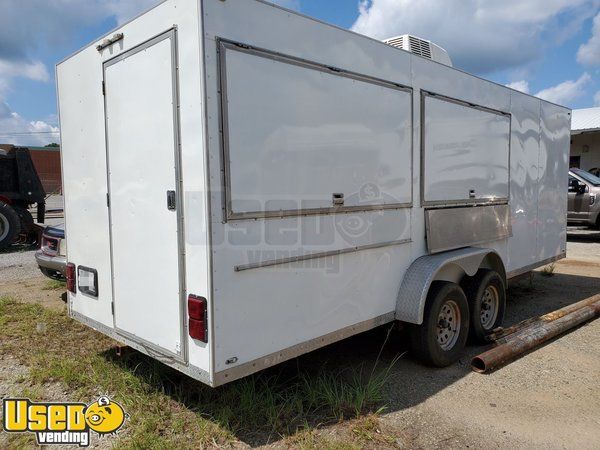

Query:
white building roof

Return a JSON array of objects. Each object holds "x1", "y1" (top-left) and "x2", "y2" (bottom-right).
[{"x1": 572, "y1": 107, "x2": 600, "y2": 134}]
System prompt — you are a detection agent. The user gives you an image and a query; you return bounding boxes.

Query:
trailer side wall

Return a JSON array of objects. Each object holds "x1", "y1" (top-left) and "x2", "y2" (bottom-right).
[{"x1": 202, "y1": 0, "x2": 569, "y2": 383}]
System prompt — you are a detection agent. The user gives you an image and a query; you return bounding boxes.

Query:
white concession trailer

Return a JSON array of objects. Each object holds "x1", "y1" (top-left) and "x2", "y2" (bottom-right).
[{"x1": 57, "y1": 0, "x2": 570, "y2": 386}]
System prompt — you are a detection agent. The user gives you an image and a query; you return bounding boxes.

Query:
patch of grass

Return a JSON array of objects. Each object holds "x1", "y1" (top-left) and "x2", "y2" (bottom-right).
[
  {"x1": 0, "y1": 296, "x2": 400, "y2": 447},
  {"x1": 351, "y1": 414, "x2": 398, "y2": 446},
  {"x1": 42, "y1": 279, "x2": 66, "y2": 290},
  {"x1": 6, "y1": 432, "x2": 37, "y2": 449},
  {"x1": 289, "y1": 428, "x2": 361, "y2": 450},
  {"x1": 540, "y1": 263, "x2": 555, "y2": 277},
  {"x1": 19, "y1": 385, "x2": 44, "y2": 401},
  {"x1": 351, "y1": 415, "x2": 380, "y2": 441}
]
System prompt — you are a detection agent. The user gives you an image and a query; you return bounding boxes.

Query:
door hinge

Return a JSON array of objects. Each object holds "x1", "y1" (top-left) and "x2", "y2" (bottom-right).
[
  {"x1": 106, "y1": 193, "x2": 110, "y2": 207},
  {"x1": 111, "y1": 302, "x2": 114, "y2": 315},
  {"x1": 102, "y1": 81, "x2": 106, "y2": 96}
]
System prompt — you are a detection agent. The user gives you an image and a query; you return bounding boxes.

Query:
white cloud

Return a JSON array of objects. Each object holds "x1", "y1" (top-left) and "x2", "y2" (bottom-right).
[
  {"x1": 102, "y1": 0, "x2": 164, "y2": 25},
  {"x1": 0, "y1": 58, "x2": 53, "y2": 145},
  {"x1": 0, "y1": 60, "x2": 48, "y2": 83},
  {"x1": 0, "y1": 0, "x2": 159, "y2": 145},
  {"x1": 505, "y1": 80, "x2": 530, "y2": 94},
  {"x1": 534, "y1": 73, "x2": 591, "y2": 105},
  {"x1": 594, "y1": 90, "x2": 600, "y2": 106},
  {"x1": 351, "y1": 0, "x2": 598, "y2": 74},
  {"x1": 0, "y1": 60, "x2": 49, "y2": 100},
  {"x1": 0, "y1": 0, "x2": 160, "y2": 91},
  {"x1": 577, "y1": 12, "x2": 600, "y2": 65},
  {"x1": 0, "y1": 101, "x2": 59, "y2": 146}
]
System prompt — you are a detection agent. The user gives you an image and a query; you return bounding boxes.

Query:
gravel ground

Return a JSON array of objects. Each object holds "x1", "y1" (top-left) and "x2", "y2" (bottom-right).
[
  {"x1": 375, "y1": 258, "x2": 600, "y2": 449},
  {"x1": 0, "y1": 248, "x2": 40, "y2": 281},
  {"x1": 0, "y1": 194, "x2": 64, "y2": 282},
  {"x1": 567, "y1": 227, "x2": 600, "y2": 261}
]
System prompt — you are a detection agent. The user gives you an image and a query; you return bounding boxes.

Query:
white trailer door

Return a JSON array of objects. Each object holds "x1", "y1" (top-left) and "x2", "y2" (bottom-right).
[{"x1": 103, "y1": 30, "x2": 185, "y2": 359}]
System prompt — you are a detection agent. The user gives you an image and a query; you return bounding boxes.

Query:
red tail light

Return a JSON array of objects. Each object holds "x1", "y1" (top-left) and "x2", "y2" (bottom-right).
[
  {"x1": 188, "y1": 295, "x2": 207, "y2": 342},
  {"x1": 66, "y1": 263, "x2": 76, "y2": 293}
]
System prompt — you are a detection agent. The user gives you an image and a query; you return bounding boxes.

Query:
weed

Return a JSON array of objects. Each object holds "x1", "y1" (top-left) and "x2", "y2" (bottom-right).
[
  {"x1": 42, "y1": 279, "x2": 66, "y2": 290},
  {"x1": 540, "y1": 264, "x2": 555, "y2": 277},
  {"x1": 351, "y1": 414, "x2": 380, "y2": 441},
  {"x1": 0, "y1": 296, "x2": 400, "y2": 447},
  {"x1": 290, "y1": 428, "x2": 361, "y2": 450}
]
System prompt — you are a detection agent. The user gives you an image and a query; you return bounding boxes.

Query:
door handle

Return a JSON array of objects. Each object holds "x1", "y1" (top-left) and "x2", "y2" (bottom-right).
[{"x1": 167, "y1": 190, "x2": 176, "y2": 210}]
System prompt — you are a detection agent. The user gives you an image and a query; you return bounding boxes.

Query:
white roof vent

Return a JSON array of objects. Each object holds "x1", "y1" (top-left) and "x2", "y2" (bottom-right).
[{"x1": 383, "y1": 34, "x2": 452, "y2": 67}]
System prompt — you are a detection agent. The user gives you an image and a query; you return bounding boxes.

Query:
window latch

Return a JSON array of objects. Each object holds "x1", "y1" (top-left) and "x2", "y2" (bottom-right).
[{"x1": 332, "y1": 193, "x2": 344, "y2": 206}]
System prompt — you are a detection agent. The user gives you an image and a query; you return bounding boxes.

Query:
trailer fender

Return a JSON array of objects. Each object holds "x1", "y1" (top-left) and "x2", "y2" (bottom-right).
[{"x1": 396, "y1": 247, "x2": 505, "y2": 325}]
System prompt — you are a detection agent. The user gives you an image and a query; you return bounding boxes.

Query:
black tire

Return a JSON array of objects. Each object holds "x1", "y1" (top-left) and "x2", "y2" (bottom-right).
[
  {"x1": 13, "y1": 206, "x2": 34, "y2": 233},
  {"x1": 465, "y1": 269, "x2": 506, "y2": 343},
  {"x1": 408, "y1": 281, "x2": 470, "y2": 367},
  {"x1": 0, "y1": 202, "x2": 21, "y2": 249}
]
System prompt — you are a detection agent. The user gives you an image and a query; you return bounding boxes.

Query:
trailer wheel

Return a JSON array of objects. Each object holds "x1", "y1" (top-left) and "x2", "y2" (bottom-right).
[
  {"x1": 465, "y1": 269, "x2": 506, "y2": 343},
  {"x1": 408, "y1": 281, "x2": 469, "y2": 367},
  {"x1": 0, "y1": 201, "x2": 21, "y2": 249}
]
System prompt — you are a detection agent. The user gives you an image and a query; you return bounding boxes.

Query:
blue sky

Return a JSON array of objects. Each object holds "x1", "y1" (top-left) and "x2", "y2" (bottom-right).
[{"x1": 1, "y1": 0, "x2": 599, "y2": 145}]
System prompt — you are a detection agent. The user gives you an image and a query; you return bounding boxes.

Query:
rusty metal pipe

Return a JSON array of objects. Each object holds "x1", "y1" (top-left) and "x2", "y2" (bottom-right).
[
  {"x1": 472, "y1": 299, "x2": 600, "y2": 373},
  {"x1": 486, "y1": 294, "x2": 600, "y2": 343}
]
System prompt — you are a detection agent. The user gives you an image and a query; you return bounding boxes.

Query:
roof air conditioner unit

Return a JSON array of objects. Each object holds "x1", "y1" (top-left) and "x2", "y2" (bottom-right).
[{"x1": 383, "y1": 34, "x2": 452, "y2": 67}]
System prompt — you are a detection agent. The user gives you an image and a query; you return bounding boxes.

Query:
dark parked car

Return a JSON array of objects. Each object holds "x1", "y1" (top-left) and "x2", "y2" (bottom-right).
[{"x1": 35, "y1": 224, "x2": 66, "y2": 280}]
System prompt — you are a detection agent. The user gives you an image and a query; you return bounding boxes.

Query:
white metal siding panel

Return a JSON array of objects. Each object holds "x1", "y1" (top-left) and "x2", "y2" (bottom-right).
[
  {"x1": 410, "y1": 56, "x2": 511, "y2": 114},
  {"x1": 537, "y1": 103, "x2": 569, "y2": 261},
  {"x1": 203, "y1": 0, "x2": 414, "y2": 373},
  {"x1": 507, "y1": 93, "x2": 541, "y2": 271},
  {"x1": 57, "y1": 54, "x2": 114, "y2": 328},
  {"x1": 202, "y1": 0, "x2": 568, "y2": 376}
]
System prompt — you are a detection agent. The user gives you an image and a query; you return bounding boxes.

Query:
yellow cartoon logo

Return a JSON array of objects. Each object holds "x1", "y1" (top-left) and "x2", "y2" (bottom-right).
[
  {"x1": 84, "y1": 396, "x2": 125, "y2": 434},
  {"x1": 2, "y1": 396, "x2": 126, "y2": 447}
]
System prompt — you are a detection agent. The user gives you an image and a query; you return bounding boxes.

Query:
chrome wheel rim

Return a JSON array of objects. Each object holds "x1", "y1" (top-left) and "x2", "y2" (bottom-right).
[
  {"x1": 480, "y1": 285, "x2": 499, "y2": 330},
  {"x1": 437, "y1": 300, "x2": 461, "y2": 351},
  {"x1": 0, "y1": 213, "x2": 9, "y2": 242}
]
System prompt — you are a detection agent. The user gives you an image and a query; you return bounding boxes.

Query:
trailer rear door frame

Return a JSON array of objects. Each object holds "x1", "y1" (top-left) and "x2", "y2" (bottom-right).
[{"x1": 102, "y1": 28, "x2": 188, "y2": 362}]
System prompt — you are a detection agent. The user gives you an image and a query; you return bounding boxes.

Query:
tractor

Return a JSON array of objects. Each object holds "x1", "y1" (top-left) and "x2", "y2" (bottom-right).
[{"x1": 0, "y1": 147, "x2": 46, "y2": 249}]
